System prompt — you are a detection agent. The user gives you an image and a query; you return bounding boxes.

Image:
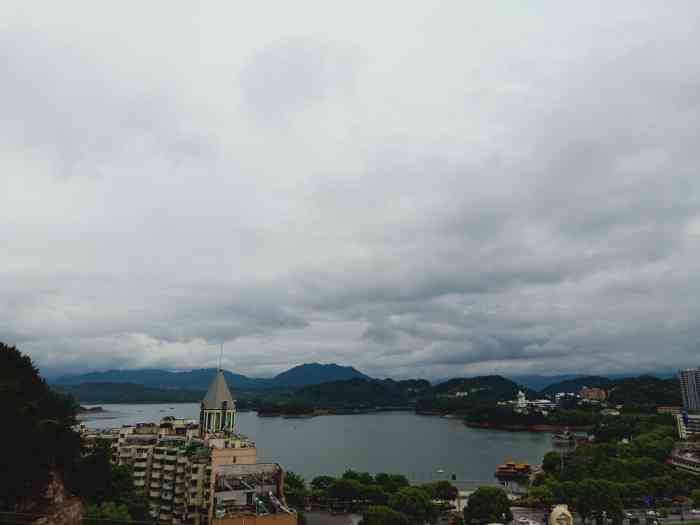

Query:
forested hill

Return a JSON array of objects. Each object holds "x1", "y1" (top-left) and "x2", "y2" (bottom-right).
[
  {"x1": 53, "y1": 382, "x2": 206, "y2": 404},
  {"x1": 540, "y1": 376, "x2": 613, "y2": 396},
  {"x1": 432, "y1": 375, "x2": 532, "y2": 400},
  {"x1": 270, "y1": 363, "x2": 370, "y2": 387},
  {"x1": 294, "y1": 378, "x2": 432, "y2": 408},
  {"x1": 607, "y1": 375, "x2": 681, "y2": 410},
  {"x1": 1, "y1": 342, "x2": 81, "y2": 510}
]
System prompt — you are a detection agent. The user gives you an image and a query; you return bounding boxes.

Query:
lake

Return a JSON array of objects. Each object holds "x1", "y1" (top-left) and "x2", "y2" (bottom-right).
[{"x1": 80, "y1": 404, "x2": 551, "y2": 487}]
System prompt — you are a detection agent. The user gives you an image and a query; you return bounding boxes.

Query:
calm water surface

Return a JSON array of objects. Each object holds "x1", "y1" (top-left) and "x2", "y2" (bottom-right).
[{"x1": 81, "y1": 404, "x2": 551, "y2": 486}]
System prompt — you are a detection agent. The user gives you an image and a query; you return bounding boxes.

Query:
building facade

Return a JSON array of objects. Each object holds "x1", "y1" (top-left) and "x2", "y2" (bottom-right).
[
  {"x1": 675, "y1": 412, "x2": 700, "y2": 440},
  {"x1": 670, "y1": 443, "x2": 700, "y2": 476},
  {"x1": 579, "y1": 387, "x2": 607, "y2": 402},
  {"x1": 83, "y1": 369, "x2": 295, "y2": 525},
  {"x1": 679, "y1": 368, "x2": 700, "y2": 412}
]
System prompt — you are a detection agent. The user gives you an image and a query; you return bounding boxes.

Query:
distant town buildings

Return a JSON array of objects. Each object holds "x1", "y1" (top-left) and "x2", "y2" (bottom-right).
[
  {"x1": 78, "y1": 369, "x2": 295, "y2": 525},
  {"x1": 500, "y1": 391, "x2": 557, "y2": 414},
  {"x1": 656, "y1": 405, "x2": 682, "y2": 415},
  {"x1": 679, "y1": 367, "x2": 700, "y2": 412},
  {"x1": 578, "y1": 387, "x2": 607, "y2": 402}
]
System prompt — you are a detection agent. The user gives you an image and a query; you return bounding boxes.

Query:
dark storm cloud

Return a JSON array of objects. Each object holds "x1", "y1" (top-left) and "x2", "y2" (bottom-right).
[{"x1": 2, "y1": 1, "x2": 700, "y2": 378}]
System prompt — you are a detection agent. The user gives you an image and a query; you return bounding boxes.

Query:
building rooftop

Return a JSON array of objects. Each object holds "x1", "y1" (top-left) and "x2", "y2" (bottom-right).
[{"x1": 202, "y1": 369, "x2": 235, "y2": 409}]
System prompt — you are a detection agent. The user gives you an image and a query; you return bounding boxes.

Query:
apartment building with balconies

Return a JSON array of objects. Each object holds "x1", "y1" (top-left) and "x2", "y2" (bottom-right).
[{"x1": 98, "y1": 368, "x2": 294, "y2": 525}]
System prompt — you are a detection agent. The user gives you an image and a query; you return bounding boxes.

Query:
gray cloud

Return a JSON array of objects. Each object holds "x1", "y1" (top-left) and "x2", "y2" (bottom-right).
[{"x1": 2, "y1": 1, "x2": 700, "y2": 379}]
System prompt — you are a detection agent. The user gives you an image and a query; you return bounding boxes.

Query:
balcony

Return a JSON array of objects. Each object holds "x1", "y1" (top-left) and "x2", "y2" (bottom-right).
[
  {"x1": 164, "y1": 473, "x2": 175, "y2": 482},
  {"x1": 133, "y1": 470, "x2": 146, "y2": 478},
  {"x1": 162, "y1": 493, "x2": 173, "y2": 501},
  {"x1": 164, "y1": 464, "x2": 175, "y2": 472},
  {"x1": 134, "y1": 479, "x2": 145, "y2": 488},
  {"x1": 151, "y1": 472, "x2": 161, "y2": 479},
  {"x1": 149, "y1": 490, "x2": 160, "y2": 498}
]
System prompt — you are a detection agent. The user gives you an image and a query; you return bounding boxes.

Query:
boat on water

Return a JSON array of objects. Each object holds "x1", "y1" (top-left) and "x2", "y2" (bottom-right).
[
  {"x1": 494, "y1": 460, "x2": 532, "y2": 482},
  {"x1": 551, "y1": 428, "x2": 576, "y2": 445}
]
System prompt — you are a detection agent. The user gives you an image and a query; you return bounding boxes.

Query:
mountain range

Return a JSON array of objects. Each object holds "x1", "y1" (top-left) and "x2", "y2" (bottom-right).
[
  {"x1": 51, "y1": 362, "x2": 370, "y2": 391},
  {"x1": 52, "y1": 364, "x2": 681, "y2": 409}
]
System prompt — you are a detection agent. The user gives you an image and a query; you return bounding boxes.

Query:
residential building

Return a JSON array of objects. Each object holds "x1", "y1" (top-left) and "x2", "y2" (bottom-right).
[
  {"x1": 579, "y1": 387, "x2": 607, "y2": 402},
  {"x1": 94, "y1": 369, "x2": 295, "y2": 525},
  {"x1": 670, "y1": 443, "x2": 700, "y2": 476},
  {"x1": 675, "y1": 412, "x2": 700, "y2": 440},
  {"x1": 679, "y1": 368, "x2": 700, "y2": 412},
  {"x1": 657, "y1": 406, "x2": 682, "y2": 415},
  {"x1": 212, "y1": 464, "x2": 295, "y2": 525}
]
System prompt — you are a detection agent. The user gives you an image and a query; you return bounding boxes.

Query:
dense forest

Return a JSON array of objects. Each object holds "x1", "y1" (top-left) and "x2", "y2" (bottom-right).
[
  {"x1": 1, "y1": 342, "x2": 144, "y2": 521},
  {"x1": 529, "y1": 414, "x2": 697, "y2": 521}
]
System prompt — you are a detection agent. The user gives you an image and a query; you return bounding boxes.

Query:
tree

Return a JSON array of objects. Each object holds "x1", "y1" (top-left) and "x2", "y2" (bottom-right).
[
  {"x1": 329, "y1": 478, "x2": 362, "y2": 504},
  {"x1": 542, "y1": 451, "x2": 562, "y2": 475},
  {"x1": 84, "y1": 501, "x2": 132, "y2": 525},
  {"x1": 575, "y1": 480, "x2": 623, "y2": 523},
  {"x1": 284, "y1": 471, "x2": 308, "y2": 508},
  {"x1": 432, "y1": 481, "x2": 458, "y2": 502},
  {"x1": 361, "y1": 505, "x2": 410, "y2": 525},
  {"x1": 691, "y1": 488, "x2": 700, "y2": 509},
  {"x1": 530, "y1": 485, "x2": 555, "y2": 507},
  {"x1": 361, "y1": 484, "x2": 389, "y2": 505},
  {"x1": 311, "y1": 475, "x2": 335, "y2": 491},
  {"x1": 376, "y1": 473, "x2": 410, "y2": 493},
  {"x1": 69, "y1": 444, "x2": 114, "y2": 503},
  {"x1": 388, "y1": 487, "x2": 436, "y2": 524},
  {"x1": 0, "y1": 343, "x2": 81, "y2": 510},
  {"x1": 463, "y1": 486, "x2": 513, "y2": 525},
  {"x1": 422, "y1": 481, "x2": 458, "y2": 502}
]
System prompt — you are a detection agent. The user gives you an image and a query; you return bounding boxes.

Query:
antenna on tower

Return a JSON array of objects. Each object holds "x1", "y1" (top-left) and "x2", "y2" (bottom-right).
[{"x1": 219, "y1": 343, "x2": 223, "y2": 371}]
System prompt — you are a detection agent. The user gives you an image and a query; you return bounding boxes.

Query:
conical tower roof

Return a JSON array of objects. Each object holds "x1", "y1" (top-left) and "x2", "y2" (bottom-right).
[{"x1": 202, "y1": 369, "x2": 235, "y2": 409}]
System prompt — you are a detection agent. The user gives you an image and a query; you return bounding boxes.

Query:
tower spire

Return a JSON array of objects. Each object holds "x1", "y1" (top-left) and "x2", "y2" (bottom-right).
[{"x1": 219, "y1": 343, "x2": 223, "y2": 371}]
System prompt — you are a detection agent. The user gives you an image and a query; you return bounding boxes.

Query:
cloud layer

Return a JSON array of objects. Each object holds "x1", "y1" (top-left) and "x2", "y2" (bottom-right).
[{"x1": 2, "y1": 1, "x2": 700, "y2": 379}]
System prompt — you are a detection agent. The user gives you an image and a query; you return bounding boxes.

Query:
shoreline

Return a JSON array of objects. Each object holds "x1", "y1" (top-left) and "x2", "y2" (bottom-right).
[
  {"x1": 465, "y1": 421, "x2": 593, "y2": 433},
  {"x1": 257, "y1": 407, "x2": 414, "y2": 418}
]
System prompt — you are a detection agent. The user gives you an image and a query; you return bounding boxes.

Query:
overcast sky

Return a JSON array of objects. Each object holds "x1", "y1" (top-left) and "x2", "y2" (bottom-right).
[{"x1": 2, "y1": 2, "x2": 700, "y2": 379}]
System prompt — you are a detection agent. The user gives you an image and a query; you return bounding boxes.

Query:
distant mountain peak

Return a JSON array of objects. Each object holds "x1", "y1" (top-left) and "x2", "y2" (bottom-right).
[{"x1": 272, "y1": 362, "x2": 370, "y2": 387}]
